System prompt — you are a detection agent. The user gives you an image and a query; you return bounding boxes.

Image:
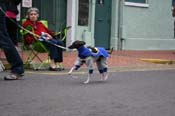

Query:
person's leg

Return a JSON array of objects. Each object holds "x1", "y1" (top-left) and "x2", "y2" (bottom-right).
[
  {"x1": 56, "y1": 39, "x2": 64, "y2": 70},
  {"x1": 55, "y1": 39, "x2": 64, "y2": 68},
  {"x1": 43, "y1": 41, "x2": 58, "y2": 70},
  {"x1": 0, "y1": 5, "x2": 24, "y2": 79},
  {"x1": 6, "y1": 18, "x2": 18, "y2": 46},
  {"x1": 48, "y1": 39, "x2": 64, "y2": 70}
]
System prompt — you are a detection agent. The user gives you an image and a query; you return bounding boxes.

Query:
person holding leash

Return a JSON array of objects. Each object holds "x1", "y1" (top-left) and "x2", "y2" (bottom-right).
[
  {"x1": 0, "y1": 0, "x2": 24, "y2": 80},
  {"x1": 22, "y1": 7, "x2": 64, "y2": 71},
  {"x1": 5, "y1": 0, "x2": 22, "y2": 47}
]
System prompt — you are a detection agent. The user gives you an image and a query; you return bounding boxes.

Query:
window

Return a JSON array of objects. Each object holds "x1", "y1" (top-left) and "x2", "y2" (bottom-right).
[
  {"x1": 78, "y1": 0, "x2": 89, "y2": 26},
  {"x1": 125, "y1": 0, "x2": 149, "y2": 7}
]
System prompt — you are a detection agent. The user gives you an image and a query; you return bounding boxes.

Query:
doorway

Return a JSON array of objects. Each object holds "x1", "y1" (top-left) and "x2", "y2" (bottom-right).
[{"x1": 94, "y1": 0, "x2": 112, "y2": 49}]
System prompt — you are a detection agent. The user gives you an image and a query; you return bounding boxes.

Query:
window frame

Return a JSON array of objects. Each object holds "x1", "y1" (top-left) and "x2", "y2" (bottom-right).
[
  {"x1": 78, "y1": 0, "x2": 90, "y2": 26},
  {"x1": 124, "y1": 0, "x2": 149, "y2": 8}
]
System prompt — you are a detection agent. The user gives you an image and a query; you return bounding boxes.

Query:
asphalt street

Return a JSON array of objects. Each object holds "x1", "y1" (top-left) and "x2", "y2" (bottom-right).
[{"x1": 0, "y1": 69, "x2": 175, "y2": 116}]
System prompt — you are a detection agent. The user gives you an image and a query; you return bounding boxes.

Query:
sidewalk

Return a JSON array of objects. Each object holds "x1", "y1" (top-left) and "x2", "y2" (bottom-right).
[{"x1": 1, "y1": 50, "x2": 175, "y2": 70}]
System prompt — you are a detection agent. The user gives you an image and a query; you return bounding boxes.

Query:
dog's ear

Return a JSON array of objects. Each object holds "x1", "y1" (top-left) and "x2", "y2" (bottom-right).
[
  {"x1": 68, "y1": 40, "x2": 86, "y2": 49},
  {"x1": 79, "y1": 41, "x2": 86, "y2": 46},
  {"x1": 68, "y1": 41, "x2": 78, "y2": 49},
  {"x1": 68, "y1": 45, "x2": 74, "y2": 49}
]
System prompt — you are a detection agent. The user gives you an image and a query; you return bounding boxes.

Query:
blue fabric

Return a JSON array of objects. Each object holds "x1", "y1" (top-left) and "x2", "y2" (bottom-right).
[
  {"x1": 103, "y1": 68, "x2": 107, "y2": 72},
  {"x1": 77, "y1": 46, "x2": 109, "y2": 59},
  {"x1": 78, "y1": 46, "x2": 92, "y2": 58},
  {"x1": 43, "y1": 38, "x2": 63, "y2": 62},
  {"x1": 99, "y1": 68, "x2": 107, "y2": 73},
  {"x1": 89, "y1": 69, "x2": 93, "y2": 74},
  {"x1": 75, "y1": 65, "x2": 80, "y2": 70},
  {"x1": 91, "y1": 47, "x2": 109, "y2": 58},
  {"x1": 99, "y1": 69, "x2": 104, "y2": 74}
]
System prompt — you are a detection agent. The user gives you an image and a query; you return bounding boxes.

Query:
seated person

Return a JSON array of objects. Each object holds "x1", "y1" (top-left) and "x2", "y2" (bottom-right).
[{"x1": 22, "y1": 7, "x2": 64, "y2": 71}]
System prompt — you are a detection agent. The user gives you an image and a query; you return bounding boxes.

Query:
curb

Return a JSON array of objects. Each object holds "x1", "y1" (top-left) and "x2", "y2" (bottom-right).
[{"x1": 140, "y1": 58, "x2": 175, "y2": 64}]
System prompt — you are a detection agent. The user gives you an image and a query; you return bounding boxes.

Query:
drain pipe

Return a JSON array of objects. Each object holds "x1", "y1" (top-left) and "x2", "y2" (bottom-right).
[{"x1": 117, "y1": 0, "x2": 124, "y2": 50}]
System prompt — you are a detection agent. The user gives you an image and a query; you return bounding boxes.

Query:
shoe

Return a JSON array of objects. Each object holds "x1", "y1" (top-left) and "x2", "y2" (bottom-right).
[
  {"x1": 4, "y1": 73, "x2": 23, "y2": 80},
  {"x1": 58, "y1": 68, "x2": 65, "y2": 71},
  {"x1": 49, "y1": 67, "x2": 58, "y2": 71}
]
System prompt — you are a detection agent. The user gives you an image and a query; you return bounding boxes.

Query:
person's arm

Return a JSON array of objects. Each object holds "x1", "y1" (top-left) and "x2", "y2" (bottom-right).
[
  {"x1": 22, "y1": 21, "x2": 38, "y2": 44},
  {"x1": 45, "y1": 26, "x2": 55, "y2": 37}
]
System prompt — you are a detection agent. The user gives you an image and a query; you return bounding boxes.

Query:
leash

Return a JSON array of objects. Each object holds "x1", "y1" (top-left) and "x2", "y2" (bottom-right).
[
  {"x1": 39, "y1": 32, "x2": 69, "y2": 50},
  {"x1": 0, "y1": 7, "x2": 69, "y2": 50}
]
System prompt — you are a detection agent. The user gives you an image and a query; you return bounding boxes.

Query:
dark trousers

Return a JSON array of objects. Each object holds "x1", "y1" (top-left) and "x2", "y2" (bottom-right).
[
  {"x1": 43, "y1": 38, "x2": 63, "y2": 63},
  {"x1": 6, "y1": 18, "x2": 18, "y2": 46},
  {"x1": 0, "y1": 4, "x2": 24, "y2": 74}
]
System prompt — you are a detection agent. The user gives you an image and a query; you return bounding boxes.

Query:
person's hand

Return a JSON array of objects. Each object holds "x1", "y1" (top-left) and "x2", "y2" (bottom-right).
[{"x1": 45, "y1": 33, "x2": 53, "y2": 40}]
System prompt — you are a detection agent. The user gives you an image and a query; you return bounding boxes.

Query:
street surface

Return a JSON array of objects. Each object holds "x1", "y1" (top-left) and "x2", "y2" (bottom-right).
[{"x1": 0, "y1": 69, "x2": 175, "y2": 116}]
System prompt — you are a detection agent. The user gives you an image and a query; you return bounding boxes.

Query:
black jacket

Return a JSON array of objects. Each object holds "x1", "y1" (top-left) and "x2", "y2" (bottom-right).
[
  {"x1": 5, "y1": 0, "x2": 22, "y2": 14},
  {"x1": 0, "y1": 0, "x2": 5, "y2": 2}
]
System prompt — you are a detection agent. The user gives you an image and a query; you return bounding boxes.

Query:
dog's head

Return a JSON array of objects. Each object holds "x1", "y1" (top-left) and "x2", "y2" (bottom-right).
[{"x1": 68, "y1": 40, "x2": 86, "y2": 49}]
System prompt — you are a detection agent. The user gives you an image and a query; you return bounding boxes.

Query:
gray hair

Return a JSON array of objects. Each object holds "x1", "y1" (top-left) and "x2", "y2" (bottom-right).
[{"x1": 26, "y1": 7, "x2": 39, "y2": 18}]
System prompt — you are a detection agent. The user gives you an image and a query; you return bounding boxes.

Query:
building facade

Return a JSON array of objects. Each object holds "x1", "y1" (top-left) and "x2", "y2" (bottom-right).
[
  {"x1": 67, "y1": 0, "x2": 175, "y2": 50},
  {"x1": 22, "y1": 0, "x2": 175, "y2": 50}
]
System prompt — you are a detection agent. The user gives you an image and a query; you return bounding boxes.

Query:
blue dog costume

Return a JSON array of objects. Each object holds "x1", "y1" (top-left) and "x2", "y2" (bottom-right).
[{"x1": 68, "y1": 40, "x2": 109, "y2": 74}]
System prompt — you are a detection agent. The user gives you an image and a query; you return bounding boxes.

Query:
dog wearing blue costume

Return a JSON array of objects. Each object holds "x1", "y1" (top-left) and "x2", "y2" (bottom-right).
[{"x1": 68, "y1": 40, "x2": 109, "y2": 84}]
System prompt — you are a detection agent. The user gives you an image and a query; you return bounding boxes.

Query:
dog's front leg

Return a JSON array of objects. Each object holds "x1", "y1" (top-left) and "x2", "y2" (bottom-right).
[
  {"x1": 68, "y1": 66, "x2": 79, "y2": 79},
  {"x1": 99, "y1": 72, "x2": 108, "y2": 81},
  {"x1": 100, "y1": 73, "x2": 105, "y2": 81},
  {"x1": 103, "y1": 72, "x2": 108, "y2": 81},
  {"x1": 68, "y1": 67, "x2": 74, "y2": 75},
  {"x1": 84, "y1": 73, "x2": 91, "y2": 84},
  {"x1": 99, "y1": 71, "x2": 108, "y2": 81}
]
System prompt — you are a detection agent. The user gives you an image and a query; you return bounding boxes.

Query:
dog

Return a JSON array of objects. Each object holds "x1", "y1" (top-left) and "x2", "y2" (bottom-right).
[{"x1": 68, "y1": 40, "x2": 112, "y2": 84}]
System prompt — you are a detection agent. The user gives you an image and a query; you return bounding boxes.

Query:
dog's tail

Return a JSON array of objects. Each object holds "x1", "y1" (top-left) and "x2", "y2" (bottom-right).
[{"x1": 107, "y1": 47, "x2": 114, "y2": 54}]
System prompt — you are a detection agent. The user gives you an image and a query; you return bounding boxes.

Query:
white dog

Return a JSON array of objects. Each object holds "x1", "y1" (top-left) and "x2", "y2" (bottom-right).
[{"x1": 68, "y1": 40, "x2": 111, "y2": 84}]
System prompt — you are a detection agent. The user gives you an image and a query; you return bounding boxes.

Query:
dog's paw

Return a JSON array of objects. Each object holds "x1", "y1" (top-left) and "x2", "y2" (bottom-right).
[
  {"x1": 99, "y1": 73, "x2": 108, "y2": 81},
  {"x1": 68, "y1": 72, "x2": 72, "y2": 75},
  {"x1": 104, "y1": 75, "x2": 108, "y2": 81},
  {"x1": 100, "y1": 77, "x2": 104, "y2": 81},
  {"x1": 68, "y1": 70, "x2": 73, "y2": 75},
  {"x1": 103, "y1": 73, "x2": 108, "y2": 81},
  {"x1": 99, "y1": 74, "x2": 105, "y2": 81},
  {"x1": 83, "y1": 80, "x2": 89, "y2": 84},
  {"x1": 83, "y1": 78, "x2": 90, "y2": 84}
]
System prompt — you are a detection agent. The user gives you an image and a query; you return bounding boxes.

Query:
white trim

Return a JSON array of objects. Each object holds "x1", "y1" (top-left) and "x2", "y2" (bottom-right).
[
  {"x1": 125, "y1": 2, "x2": 149, "y2": 8},
  {"x1": 66, "y1": 0, "x2": 77, "y2": 46}
]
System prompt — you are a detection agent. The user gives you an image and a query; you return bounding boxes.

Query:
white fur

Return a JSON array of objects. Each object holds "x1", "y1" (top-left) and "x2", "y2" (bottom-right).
[{"x1": 68, "y1": 60, "x2": 108, "y2": 84}]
